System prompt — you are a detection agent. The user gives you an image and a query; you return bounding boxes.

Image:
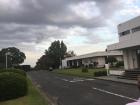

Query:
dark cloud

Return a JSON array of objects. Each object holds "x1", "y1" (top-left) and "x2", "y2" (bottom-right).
[
  {"x1": 0, "y1": 0, "x2": 123, "y2": 49},
  {"x1": 0, "y1": 0, "x2": 121, "y2": 27}
]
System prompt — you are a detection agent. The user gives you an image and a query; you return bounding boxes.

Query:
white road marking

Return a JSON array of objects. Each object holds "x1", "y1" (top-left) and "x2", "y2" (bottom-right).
[
  {"x1": 69, "y1": 80, "x2": 84, "y2": 82},
  {"x1": 92, "y1": 87, "x2": 137, "y2": 101},
  {"x1": 61, "y1": 78, "x2": 95, "y2": 83},
  {"x1": 61, "y1": 79, "x2": 69, "y2": 82},
  {"x1": 85, "y1": 79, "x2": 95, "y2": 81}
]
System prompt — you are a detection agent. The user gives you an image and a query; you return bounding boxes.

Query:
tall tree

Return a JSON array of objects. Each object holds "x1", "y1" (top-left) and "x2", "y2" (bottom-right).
[
  {"x1": 35, "y1": 40, "x2": 67, "y2": 69},
  {"x1": 64, "y1": 50, "x2": 76, "y2": 58},
  {"x1": 0, "y1": 47, "x2": 26, "y2": 68},
  {"x1": 60, "y1": 41, "x2": 67, "y2": 59},
  {"x1": 48, "y1": 40, "x2": 61, "y2": 68}
]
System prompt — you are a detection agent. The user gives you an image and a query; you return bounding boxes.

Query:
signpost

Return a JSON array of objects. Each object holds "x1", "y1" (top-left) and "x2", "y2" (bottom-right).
[
  {"x1": 5, "y1": 52, "x2": 11, "y2": 69},
  {"x1": 105, "y1": 64, "x2": 110, "y2": 76}
]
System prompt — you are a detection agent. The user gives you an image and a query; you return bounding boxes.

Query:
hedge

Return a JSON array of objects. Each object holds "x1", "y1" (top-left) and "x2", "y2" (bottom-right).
[
  {"x1": 0, "y1": 68, "x2": 26, "y2": 77},
  {"x1": 0, "y1": 72, "x2": 28, "y2": 101},
  {"x1": 94, "y1": 71, "x2": 107, "y2": 77}
]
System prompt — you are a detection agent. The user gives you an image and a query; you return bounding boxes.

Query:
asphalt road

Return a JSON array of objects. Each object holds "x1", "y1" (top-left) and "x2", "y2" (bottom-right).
[{"x1": 28, "y1": 70, "x2": 140, "y2": 105}]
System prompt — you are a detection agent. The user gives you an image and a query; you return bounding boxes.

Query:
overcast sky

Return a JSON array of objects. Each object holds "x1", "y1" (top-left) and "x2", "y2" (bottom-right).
[{"x1": 0, "y1": 0, "x2": 140, "y2": 67}]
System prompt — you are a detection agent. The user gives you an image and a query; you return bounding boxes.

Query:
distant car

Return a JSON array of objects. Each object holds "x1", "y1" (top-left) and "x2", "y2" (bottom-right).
[{"x1": 49, "y1": 67, "x2": 53, "y2": 71}]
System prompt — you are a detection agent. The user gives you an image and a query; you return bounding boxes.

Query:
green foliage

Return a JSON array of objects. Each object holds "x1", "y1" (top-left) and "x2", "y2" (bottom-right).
[
  {"x1": 0, "y1": 72, "x2": 28, "y2": 101},
  {"x1": 115, "y1": 61, "x2": 124, "y2": 67},
  {"x1": 81, "y1": 67, "x2": 88, "y2": 73},
  {"x1": 0, "y1": 47, "x2": 26, "y2": 68},
  {"x1": 106, "y1": 56, "x2": 117, "y2": 67},
  {"x1": 94, "y1": 71, "x2": 107, "y2": 77},
  {"x1": 0, "y1": 68, "x2": 26, "y2": 77},
  {"x1": 106, "y1": 56, "x2": 117, "y2": 63},
  {"x1": 0, "y1": 79, "x2": 48, "y2": 105},
  {"x1": 36, "y1": 40, "x2": 67, "y2": 69},
  {"x1": 64, "y1": 50, "x2": 76, "y2": 58},
  {"x1": 14, "y1": 65, "x2": 31, "y2": 72}
]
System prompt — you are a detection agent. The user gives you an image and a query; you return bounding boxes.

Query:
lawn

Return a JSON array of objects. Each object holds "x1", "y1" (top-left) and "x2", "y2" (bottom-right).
[
  {"x1": 54, "y1": 68, "x2": 106, "y2": 78},
  {"x1": 0, "y1": 79, "x2": 48, "y2": 105}
]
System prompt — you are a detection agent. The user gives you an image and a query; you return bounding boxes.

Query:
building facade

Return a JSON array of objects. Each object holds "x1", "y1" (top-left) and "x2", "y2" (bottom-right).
[
  {"x1": 62, "y1": 51, "x2": 123, "y2": 68},
  {"x1": 108, "y1": 16, "x2": 140, "y2": 70}
]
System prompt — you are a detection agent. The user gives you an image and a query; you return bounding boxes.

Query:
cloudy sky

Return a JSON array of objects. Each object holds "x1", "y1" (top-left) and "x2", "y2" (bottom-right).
[{"x1": 0, "y1": 0, "x2": 140, "y2": 67}]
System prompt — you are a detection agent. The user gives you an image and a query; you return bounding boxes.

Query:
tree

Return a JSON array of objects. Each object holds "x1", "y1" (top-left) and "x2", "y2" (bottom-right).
[
  {"x1": 64, "y1": 50, "x2": 76, "y2": 58},
  {"x1": 60, "y1": 41, "x2": 67, "y2": 59},
  {"x1": 0, "y1": 47, "x2": 26, "y2": 68},
  {"x1": 106, "y1": 56, "x2": 117, "y2": 66},
  {"x1": 35, "y1": 40, "x2": 67, "y2": 69},
  {"x1": 48, "y1": 40, "x2": 61, "y2": 68}
]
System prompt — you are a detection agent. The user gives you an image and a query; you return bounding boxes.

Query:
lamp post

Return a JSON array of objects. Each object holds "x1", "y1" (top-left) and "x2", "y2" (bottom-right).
[
  {"x1": 105, "y1": 50, "x2": 110, "y2": 76},
  {"x1": 106, "y1": 55, "x2": 110, "y2": 76},
  {"x1": 5, "y1": 52, "x2": 11, "y2": 69}
]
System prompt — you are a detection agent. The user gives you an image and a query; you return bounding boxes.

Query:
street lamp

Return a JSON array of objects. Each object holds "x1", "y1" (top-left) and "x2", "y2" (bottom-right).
[{"x1": 5, "y1": 52, "x2": 11, "y2": 69}]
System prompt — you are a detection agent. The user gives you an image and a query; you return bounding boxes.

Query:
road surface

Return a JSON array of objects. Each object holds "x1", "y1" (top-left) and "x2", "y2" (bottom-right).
[{"x1": 28, "y1": 70, "x2": 140, "y2": 105}]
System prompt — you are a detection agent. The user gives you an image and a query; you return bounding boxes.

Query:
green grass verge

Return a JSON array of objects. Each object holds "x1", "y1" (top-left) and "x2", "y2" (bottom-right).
[
  {"x1": 53, "y1": 68, "x2": 106, "y2": 78},
  {"x1": 0, "y1": 78, "x2": 48, "y2": 105}
]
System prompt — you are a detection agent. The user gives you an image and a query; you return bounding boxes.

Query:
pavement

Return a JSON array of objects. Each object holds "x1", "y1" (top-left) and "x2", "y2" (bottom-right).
[
  {"x1": 28, "y1": 70, "x2": 140, "y2": 105},
  {"x1": 94, "y1": 75, "x2": 137, "y2": 85}
]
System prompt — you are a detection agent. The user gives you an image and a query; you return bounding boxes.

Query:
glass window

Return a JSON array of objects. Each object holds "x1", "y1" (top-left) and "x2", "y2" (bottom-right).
[
  {"x1": 119, "y1": 30, "x2": 130, "y2": 37},
  {"x1": 132, "y1": 26, "x2": 140, "y2": 33}
]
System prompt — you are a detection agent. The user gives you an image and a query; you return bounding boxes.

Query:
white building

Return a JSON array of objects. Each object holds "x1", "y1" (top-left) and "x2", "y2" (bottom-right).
[
  {"x1": 62, "y1": 51, "x2": 123, "y2": 68},
  {"x1": 108, "y1": 16, "x2": 140, "y2": 70}
]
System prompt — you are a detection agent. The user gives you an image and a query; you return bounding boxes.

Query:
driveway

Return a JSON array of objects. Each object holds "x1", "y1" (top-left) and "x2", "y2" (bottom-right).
[{"x1": 28, "y1": 70, "x2": 139, "y2": 105}]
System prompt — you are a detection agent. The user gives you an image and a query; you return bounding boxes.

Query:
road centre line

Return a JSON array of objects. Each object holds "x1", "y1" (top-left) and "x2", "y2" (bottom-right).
[
  {"x1": 61, "y1": 79, "x2": 69, "y2": 82},
  {"x1": 61, "y1": 78, "x2": 95, "y2": 83},
  {"x1": 92, "y1": 87, "x2": 137, "y2": 101},
  {"x1": 85, "y1": 78, "x2": 95, "y2": 81}
]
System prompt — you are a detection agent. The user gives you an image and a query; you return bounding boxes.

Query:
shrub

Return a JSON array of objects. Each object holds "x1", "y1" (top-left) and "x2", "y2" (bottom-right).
[
  {"x1": 14, "y1": 65, "x2": 31, "y2": 72},
  {"x1": 115, "y1": 61, "x2": 124, "y2": 67},
  {"x1": 94, "y1": 70, "x2": 107, "y2": 77},
  {"x1": 82, "y1": 67, "x2": 88, "y2": 73},
  {"x1": 0, "y1": 72, "x2": 28, "y2": 101},
  {"x1": 0, "y1": 68, "x2": 26, "y2": 77},
  {"x1": 89, "y1": 64, "x2": 93, "y2": 69}
]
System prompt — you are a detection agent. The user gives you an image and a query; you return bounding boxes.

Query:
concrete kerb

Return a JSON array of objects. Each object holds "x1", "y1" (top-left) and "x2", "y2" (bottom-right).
[
  {"x1": 55, "y1": 72, "x2": 137, "y2": 85},
  {"x1": 93, "y1": 76, "x2": 137, "y2": 86}
]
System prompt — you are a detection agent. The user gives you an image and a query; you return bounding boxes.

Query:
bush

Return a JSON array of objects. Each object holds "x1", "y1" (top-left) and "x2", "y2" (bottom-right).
[
  {"x1": 115, "y1": 61, "x2": 124, "y2": 67},
  {"x1": 14, "y1": 65, "x2": 31, "y2": 72},
  {"x1": 0, "y1": 68, "x2": 26, "y2": 77},
  {"x1": 89, "y1": 64, "x2": 93, "y2": 69},
  {"x1": 0, "y1": 72, "x2": 28, "y2": 101},
  {"x1": 94, "y1": 71, "x2": 107, "y2": 77},
  {"x1": 82, "y1": 67, "x2": 88, "y2": 73}
]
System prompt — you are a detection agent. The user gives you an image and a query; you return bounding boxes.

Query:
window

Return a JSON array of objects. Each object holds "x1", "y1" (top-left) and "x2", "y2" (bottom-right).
[
  {"x1": 132, "y1": 26, "x2": 140, "y2": 33},
  {"x1": 119, "y1": 30, "x2": 130, "y2": 37}
]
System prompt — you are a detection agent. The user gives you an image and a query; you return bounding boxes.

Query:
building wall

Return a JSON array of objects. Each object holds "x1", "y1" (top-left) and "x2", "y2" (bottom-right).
[
  {"x1": 115, "y1": 55, "x2": 123, "y2": 62},
  {"x1": 62, "y1": 60, "x2": 67, "y2": 68},
  {"x1": 123, "y1": 49, "x2": 138, "y2": 70},
  {"x1": 118, "y1": 16, "x2": 140, "y2": 42},
  {"x1": 108, "y1": 16, "x2": 140, "y2": 51},
  {"x1": 108, "y1": 16, "x2": 140, "y2": 70},
  {"x1": 97, "y1": 57, "x2": 105, "y2": 68},
  {"x1": 123, "y1": 50, "x2": 129, "y2": 69},
  {"x1": 62, "y1": 55, "x2": 124, "y2": 69}
]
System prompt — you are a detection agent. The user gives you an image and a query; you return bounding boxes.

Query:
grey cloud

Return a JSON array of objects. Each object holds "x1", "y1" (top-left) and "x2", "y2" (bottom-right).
[
  {"x1": 0, "y1": 0, "x2": 121, "y2": 27},
  {"x1": 0, "y1": 0, "x2": 124, "y2": 49}
]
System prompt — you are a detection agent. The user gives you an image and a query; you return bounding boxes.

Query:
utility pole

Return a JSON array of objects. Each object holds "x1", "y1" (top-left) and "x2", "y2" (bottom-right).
[
  {"x1": 5, "y1": 52, "x2": 11, "y2": 69},
  {"x1": 60, "y1": 42, "x2": 62, "y2": 69}
]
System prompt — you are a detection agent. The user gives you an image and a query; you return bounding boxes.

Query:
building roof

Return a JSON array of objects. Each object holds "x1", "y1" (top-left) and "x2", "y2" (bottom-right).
[{"x1": 64, "y1": 51, "x2": 122, "y2": 61}]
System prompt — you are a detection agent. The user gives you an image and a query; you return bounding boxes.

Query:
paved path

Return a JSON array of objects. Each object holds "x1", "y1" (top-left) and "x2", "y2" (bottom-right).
[
  {"x1": 95, "y1": 76, "x2": 137, "y2": 85},
  {"x1": 28, "y1": 71, "x2": 140, "y2": 105}
]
